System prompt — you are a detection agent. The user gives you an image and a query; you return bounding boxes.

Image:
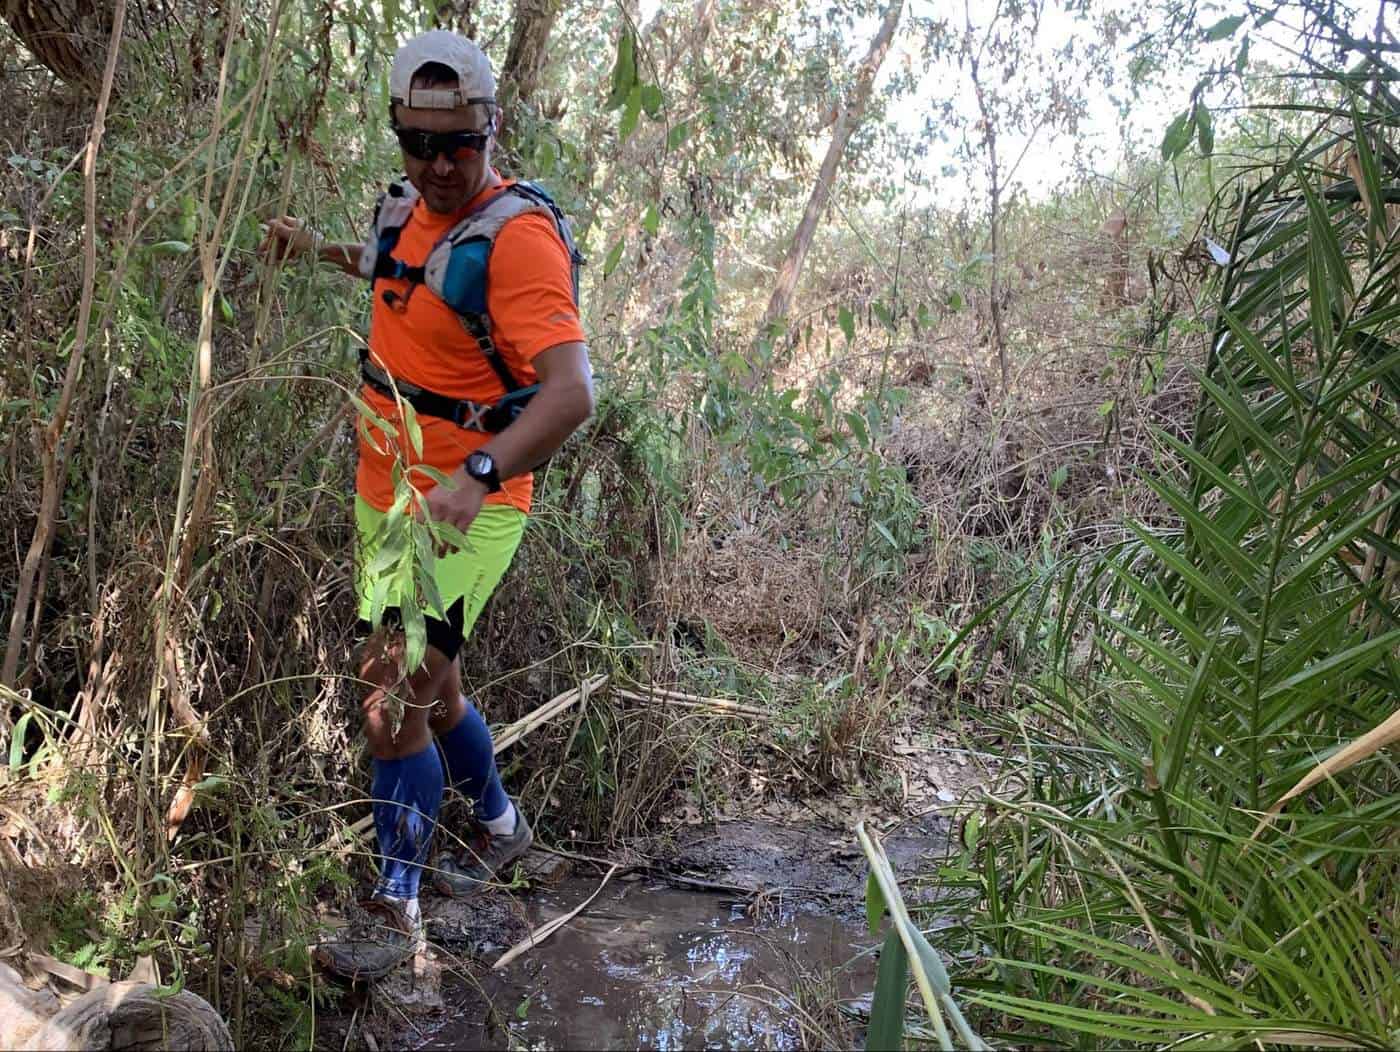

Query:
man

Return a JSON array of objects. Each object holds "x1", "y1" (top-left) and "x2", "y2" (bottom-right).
[{"x1": 261, "y1": 30, "x2": 593, "y2": 980}]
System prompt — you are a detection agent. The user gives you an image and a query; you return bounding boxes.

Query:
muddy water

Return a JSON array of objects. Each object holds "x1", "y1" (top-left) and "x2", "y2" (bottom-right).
[{"x1": 419, "y1": 878, "x2": 878, "y2": 1050}]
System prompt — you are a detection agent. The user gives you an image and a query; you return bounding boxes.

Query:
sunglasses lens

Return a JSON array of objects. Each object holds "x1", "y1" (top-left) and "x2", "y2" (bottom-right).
[
  {"x1": 394, "y1": 129, "x2": 430, "y2": 160},
  {"x1": 394, "y1": 128, "x2": 487, "y2": 161}
]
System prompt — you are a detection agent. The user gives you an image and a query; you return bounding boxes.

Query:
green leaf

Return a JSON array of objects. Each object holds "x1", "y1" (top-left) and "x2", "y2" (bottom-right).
[
  {"x1": 909, "y1": 925, "x2": 953, "y2": 994},
  {"x1": 1160, "y1": 109, "x2": 1193, "y2": 161},
  {"x1": 640, "y1": 83, "x2": 663, "y2": 119},
  {"x1": 430, "y1": 520, "x2": 475, "y2": 555},
  {"x1": 1050, "y1": 464, "x2": 1068, "y2": 493},
  {"x1": 866, "y1": 868, "x2": 887, "y2": 935},
  {"x1": 402, "y1": 604, "x2": 427, "y2": 672},
  {"x1": 346, "y1": 390, "x2": 394, "y2": 433},
  {"x1": 533, "y1": 138, "x2": 556, "y2": 176},
  {"x1": 402, "y1": 401, "x2": 423, "y2": 457},
  {"x1": 642, "y1": 204, "x2": 659, "y2": 237},
  {"x1": 962, "y1": 810, "x2": 981, "y2": 851},
  {"x1": 367, "y1": 569, "x2": 393, "y2": 630},
  {"x1": 147, "y1": 240, "x2": 192, "y2": 256},
  {"x1": 1097, "y1": 399, "x2": 1115, "y2": 417},
  {"x1": 9, "y1": 711, "x2": 33, "y2": 771},
  {"x1": 407, "y1": 464, "x2": 453, "y2": 488},
  {"x1": 605, "y1": 28, "x2": 637, "y2": 111},
  {"x1": 666, "y1": 121, "x2": 690, "y2": 149},
  {"x1": 838, "y1": 306, "x2": 855, "y2": 342},
  {"x1": 947, "y1": 290, "x2": 963, "y2": 312},
  {"x1": 1194, "y1": 102, "x2": 1214, "y2": 156},
  {"x1": 720, "y1": 351, "x2": 751, "y2": 377},
  {"x1": 867, "y1": 928, "x2": 908, "y2": 1051},
  {"x1": 1351, "y1": 101, "x2": 1387, "y2": 252},
  {"x1": 619, "y1": 84, "x2": 643, "y2": 142},
  {"x1": 845, "y1": 410, "x2": 869, "y2": 447},
  {"x1": 1297, "y1": 163, "x2": 1354, "y2": 300},
  {"x1": 873, "y1": 301, "x2": 895, "y2": 331},
  {"x1": 1204, "y1": 14, "x2": 1245, "y2": 40},
  {"x1": 217, "y1": 292, "x2": 234, "y2": 323},
  {"x1": 1260, "y1": 629, "x2": 1400, "y2": 703},
  {"x1": 1127, "y1": 521, "x2": 1258, "y2": 632},
  {"x1": 603, "y1": 238, "x2": 625, "y2": 278}
]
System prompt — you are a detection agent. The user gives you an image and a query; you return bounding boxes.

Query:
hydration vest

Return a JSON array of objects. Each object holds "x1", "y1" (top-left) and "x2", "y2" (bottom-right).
[{"x1": 356, "y1": 178, "x2": 584, "y2": 433}]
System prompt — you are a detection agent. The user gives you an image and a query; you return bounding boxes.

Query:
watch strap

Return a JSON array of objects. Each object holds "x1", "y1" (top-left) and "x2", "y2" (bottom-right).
[{"x1": 465, "y1": 451, "x2": 502, "y2": 493}]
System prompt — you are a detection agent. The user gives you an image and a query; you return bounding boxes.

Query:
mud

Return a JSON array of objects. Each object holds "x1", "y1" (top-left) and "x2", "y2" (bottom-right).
[
  {"x1": 659, "y1": 814, "x2": 950, "y2": 919},
  {"x1": 406, "y1": 816, "x2": 951, "y2": 1050}
]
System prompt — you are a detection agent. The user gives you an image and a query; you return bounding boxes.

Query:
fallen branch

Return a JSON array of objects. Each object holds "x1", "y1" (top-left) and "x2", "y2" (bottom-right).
[
  {"x1": 615, "y1": 687, "x2": 771, "y2": 720},
  {"x1": 492, "y1": 864, "x2": 620, "y2": 971},
  {"x1": 29, "y1": 954, "x2": 107, "y2": 994},
  {"x1": 492, "y1": 674, "x2": 608, "y2": 753}
]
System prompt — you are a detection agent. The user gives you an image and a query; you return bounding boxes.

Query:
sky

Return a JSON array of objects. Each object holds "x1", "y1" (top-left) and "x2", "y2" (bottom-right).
[
  {"x1": 888, "y1": 0, "x2": 1388, "y2": 205},
  {"x1": 631, "y1": 0, "x2": 1385, "y2": 208}
]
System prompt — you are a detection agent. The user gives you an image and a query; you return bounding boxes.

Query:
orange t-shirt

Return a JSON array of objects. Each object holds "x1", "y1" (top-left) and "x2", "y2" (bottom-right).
[{"x1": 355, "y1": 175, "x2": 586, "y2": 513}]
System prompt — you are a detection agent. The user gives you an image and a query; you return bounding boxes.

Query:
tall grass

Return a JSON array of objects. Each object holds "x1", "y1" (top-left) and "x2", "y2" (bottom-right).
[{"x1": 931, "y1": 44, "x2": 1400, "y2": 1050}]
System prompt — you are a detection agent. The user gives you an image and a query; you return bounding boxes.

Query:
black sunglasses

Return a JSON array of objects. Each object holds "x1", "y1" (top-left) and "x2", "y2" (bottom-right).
[{"x1": 393, "y1": 126, "x2": 491, "y2": 162}]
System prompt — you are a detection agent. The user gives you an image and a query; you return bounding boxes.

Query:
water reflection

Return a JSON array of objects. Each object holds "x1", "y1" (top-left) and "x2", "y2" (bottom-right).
[{"x1": 421, "y1": 879, "x2": 875, "y2": 1050}]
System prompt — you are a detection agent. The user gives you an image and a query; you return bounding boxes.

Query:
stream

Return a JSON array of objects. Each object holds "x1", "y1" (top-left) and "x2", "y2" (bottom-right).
[
  {"x1": 421, "y1": 879, "x2": 875, "y2": 1049},
  {"x1": 411, "y1": 817, "x2": 950, "y2": 1050}
]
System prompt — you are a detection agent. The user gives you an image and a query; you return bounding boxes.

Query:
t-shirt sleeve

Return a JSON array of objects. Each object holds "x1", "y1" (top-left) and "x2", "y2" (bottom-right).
[{"x1": 487, "y1": 212, "x2": 587, "y2": 364}]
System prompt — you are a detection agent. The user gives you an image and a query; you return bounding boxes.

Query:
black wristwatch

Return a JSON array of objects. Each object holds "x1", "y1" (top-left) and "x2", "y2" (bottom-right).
[{"x1": 464, "y1": 450, "x2": 502, "y2": 493}]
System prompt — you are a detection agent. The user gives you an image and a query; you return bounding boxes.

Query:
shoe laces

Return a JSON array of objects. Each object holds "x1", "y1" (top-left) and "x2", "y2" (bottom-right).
[{"x1": 356, "y1": 897, "x2": 411, "y2": 936}]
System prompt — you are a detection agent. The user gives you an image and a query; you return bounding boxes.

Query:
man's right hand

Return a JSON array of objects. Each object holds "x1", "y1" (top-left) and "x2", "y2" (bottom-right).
[{"x1": 259, "y1": 216, "x2": 324, "y2": 264}]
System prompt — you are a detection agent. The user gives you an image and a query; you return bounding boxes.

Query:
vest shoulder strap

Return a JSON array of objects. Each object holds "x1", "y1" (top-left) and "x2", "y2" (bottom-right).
[
  {"x1": 357, "y1": 177, "x2": 419, "y2": 280},
  {"x1": 360, "y1": 179, "x2": 583, "y2": 396}
]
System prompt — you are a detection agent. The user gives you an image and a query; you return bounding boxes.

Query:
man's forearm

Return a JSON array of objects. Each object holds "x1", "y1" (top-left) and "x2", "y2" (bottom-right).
[
  {"x1": 318, "y1": 241, "x2": 364, "y2": 277},
  {"x1": 482, "y1": 378, "x2": 593, "y2": 480}
]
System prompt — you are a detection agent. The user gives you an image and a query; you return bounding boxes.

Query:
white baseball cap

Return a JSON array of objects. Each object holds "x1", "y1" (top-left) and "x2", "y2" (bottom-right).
[{"x1": 390, "y1": 30, "x2": 496, "y2": 111}]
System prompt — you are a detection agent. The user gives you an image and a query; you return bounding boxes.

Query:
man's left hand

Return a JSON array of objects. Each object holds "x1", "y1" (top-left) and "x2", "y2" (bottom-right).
[{"x1": 424, "y1": 469, "x2": 488, "y2": 552}]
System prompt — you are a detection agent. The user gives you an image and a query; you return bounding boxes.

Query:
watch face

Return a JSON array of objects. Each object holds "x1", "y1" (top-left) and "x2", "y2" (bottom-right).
[{"x1": 468, "y1": 452, "x2": 494, "y2": 474}]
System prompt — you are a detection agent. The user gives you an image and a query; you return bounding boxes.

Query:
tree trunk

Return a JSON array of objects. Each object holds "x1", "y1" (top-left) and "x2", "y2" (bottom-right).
[
  {"x1": 966, "y1": 37, "x2": 1009, "y2": 391},
  {"x1": 2, "y1": 0, "x2": 124, "y2": 692},
  {"x1": 496, "y1": 0, "x2": 563, "y2": 156},
  {"x1": 756, "y1": 0, "x2": 903, "y2": 344},
  {"x1": 2, "y1": 0, "x2": 112, "y2": 86}
]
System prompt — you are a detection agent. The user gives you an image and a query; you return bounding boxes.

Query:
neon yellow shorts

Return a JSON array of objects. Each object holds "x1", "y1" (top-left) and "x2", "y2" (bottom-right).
[{"x1": 354, "y1": 495, "x2": 526, "y2": 656}]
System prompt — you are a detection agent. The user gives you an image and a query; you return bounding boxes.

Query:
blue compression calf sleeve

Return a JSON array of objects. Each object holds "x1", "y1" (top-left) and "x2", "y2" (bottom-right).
[
  {"x1": 436, "y1": 701, "x2": 509, "y2": 822},
  {"x1": 371, "y1": 743, "x2": 443, "y2": 900}
]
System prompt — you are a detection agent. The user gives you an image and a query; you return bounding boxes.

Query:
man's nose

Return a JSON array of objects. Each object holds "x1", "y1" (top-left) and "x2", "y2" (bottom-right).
[{"x1": 431, "y1": 152, "x2": 455, "y2": 177}]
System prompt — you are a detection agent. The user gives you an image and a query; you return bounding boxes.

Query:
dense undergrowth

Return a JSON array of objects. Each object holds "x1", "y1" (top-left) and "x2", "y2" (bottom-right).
[
  {"x1": 2, "y1": 0, "x2": 1391, "y2": 1047},
  {"x1": 913, "y1": 42, "x2": 1400, "y2": 1052}
]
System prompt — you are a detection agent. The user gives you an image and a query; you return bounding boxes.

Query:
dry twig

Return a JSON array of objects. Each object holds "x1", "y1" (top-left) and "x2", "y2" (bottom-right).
[{"x1": 491, "y1": 864, "x2": 621, "y2": 970}]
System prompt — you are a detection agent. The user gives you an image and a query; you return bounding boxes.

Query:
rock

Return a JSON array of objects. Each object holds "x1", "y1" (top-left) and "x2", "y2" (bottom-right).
[{"x1": 519, "y1": 849, "x2": 571, "y2": 886}]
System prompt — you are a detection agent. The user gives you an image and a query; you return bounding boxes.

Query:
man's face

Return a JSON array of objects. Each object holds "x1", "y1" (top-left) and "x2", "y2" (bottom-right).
[{"x1": 394, "y1": 101, "x2": 494, "y2": 214}]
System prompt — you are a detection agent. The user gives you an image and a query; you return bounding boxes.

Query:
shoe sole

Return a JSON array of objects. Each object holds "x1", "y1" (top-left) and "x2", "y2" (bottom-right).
[{"x1": 312, "y1": 944, "x2": 411, "y2": 983}]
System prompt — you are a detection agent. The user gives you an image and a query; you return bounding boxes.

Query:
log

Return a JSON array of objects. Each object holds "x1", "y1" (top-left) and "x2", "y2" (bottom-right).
[
  {"x1": 0, "y1": 965, "x2": 232, "y2": 1052},
  {"x1": 0, "y1": 962, "x2": 58, "y2": 1050}
]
